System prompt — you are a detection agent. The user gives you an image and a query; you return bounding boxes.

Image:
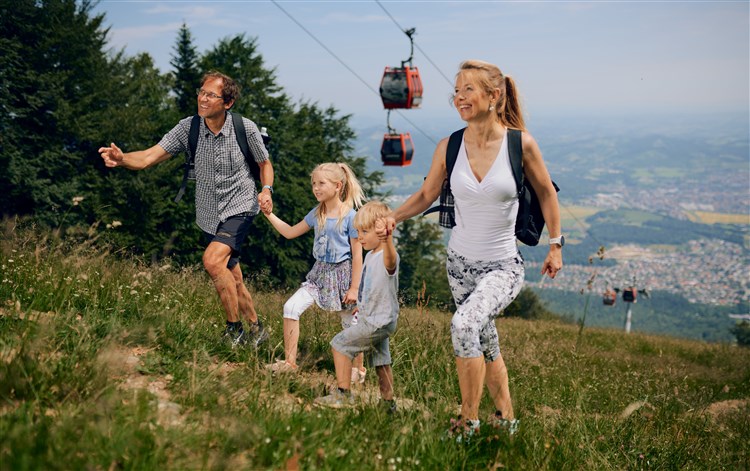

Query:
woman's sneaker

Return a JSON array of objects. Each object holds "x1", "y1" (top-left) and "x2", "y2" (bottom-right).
[
  {"x1": 444, "y1": 416, "x2": 480, "y2": 444},
  {"x1": 351, "y1": 367, "x2": 367, "y2": 384},
  {"x1": 487, "y1": 411, "x2": 520, "y2": 435}
]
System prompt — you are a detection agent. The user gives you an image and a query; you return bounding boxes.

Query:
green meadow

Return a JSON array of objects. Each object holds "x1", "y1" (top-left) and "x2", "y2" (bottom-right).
[{"x1": 1, "y1": 222, "x2": 748, "y2": 470}]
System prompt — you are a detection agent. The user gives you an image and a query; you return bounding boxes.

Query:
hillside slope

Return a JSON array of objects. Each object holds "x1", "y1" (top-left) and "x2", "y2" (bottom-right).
[{"x1": 1, "y1": 225, "x2": 749, "y2": 469}]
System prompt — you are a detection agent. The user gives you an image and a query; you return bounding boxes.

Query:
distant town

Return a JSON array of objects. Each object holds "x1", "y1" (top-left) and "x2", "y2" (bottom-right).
[{"x1": 526, "y1": 238, "x2": 748, "y2": 308}]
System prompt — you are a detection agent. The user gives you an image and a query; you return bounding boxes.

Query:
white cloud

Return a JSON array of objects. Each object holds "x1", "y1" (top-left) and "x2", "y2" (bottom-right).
[
  {"x1": 144, "y1": 5, "x2": 217, "y2": 18},
  {"x1": 109, "y1": 22, "x2": 184, "y2": 44}
]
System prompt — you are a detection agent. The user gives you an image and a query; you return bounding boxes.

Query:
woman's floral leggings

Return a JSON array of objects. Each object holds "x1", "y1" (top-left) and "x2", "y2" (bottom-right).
[{"x1": 447, "y1": 248, "x2": 524, "y2": 361}]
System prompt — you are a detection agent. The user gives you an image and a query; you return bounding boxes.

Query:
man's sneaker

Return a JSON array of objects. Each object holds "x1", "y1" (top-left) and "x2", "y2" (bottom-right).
[
  {"x1": 380, "y1": 399, "x2": 397, "y2": 415},
  {"x1": 313, "y1": 389, "x2": 356, "y2": 409},
  {"x1": 221, "y1": 326, "x2": 247, "y2": 347},
  {"x1": 247, "y1": 320, "x2": 269, "y2": 348},
  {"x1": 351, "y1": 367, "x2": 367, "y2": 384},
  {"x1": 487, "y1": 412, "x2": 520, "y2": 436},
  {"x1": 265, "y1": 359, "x2": 298, "y2": 374},
  {"x1": 444, "y1": 416, "x2": 480, "y2": 444}
]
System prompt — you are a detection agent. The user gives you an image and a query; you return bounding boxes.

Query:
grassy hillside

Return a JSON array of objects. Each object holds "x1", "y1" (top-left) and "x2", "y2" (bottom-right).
[{"x1": 1, "y1": 222, "x2": 749, "y2": 470}]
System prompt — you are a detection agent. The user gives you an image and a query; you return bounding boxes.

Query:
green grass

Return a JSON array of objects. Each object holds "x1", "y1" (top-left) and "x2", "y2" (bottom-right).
[{"x1": 1, "y1": 221, "x2": 749, "y2": 470}]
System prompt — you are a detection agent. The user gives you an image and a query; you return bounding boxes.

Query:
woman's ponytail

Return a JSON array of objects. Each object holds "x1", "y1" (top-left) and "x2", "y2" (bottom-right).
[{"x1": 501, "y1": 75, "x2": 525, "y2": 131}]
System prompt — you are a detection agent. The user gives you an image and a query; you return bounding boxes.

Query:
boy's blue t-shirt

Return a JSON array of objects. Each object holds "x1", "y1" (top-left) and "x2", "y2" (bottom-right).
[{"x1": 304, "y1": 207, "x2": 359, "y2": 263}]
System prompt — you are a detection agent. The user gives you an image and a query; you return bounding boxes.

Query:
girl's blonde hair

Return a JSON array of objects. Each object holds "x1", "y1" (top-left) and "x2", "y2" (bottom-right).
[
  {"x1": 311, "y1": 162, "x2": 366, "y2": 229},
  {"x1": 353, "y1": 201, "x2": 392, "y2": 231},
  {"x1": 456, "y1": 60, "x2": 526, "y2": 131}
]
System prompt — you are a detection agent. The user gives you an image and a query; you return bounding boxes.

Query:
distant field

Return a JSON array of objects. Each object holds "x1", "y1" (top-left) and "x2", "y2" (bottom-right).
[
  {"x1": 559, "y1": 204, "x2": 602, "y2": 239},
  {"x1": 686, "y1": 210, "x2": 750, "y2": 225},
  {"x1": 633, "y1": 167, "x2": 687, "y2": 179}
]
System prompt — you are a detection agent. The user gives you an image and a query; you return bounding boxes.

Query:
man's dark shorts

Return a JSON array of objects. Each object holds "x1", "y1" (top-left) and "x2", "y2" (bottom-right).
[{"x1": 203, "y1": 212, "x2": 255, "y2": 269}]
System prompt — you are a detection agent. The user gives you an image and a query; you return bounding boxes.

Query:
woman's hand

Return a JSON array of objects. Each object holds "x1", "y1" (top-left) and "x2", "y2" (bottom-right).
[
  {"x1": 541, "y1": 248, "x2": 563, "y2": 279},
  {"x1": 376, "y1": 217, "x2": 396, "y2": 240}
]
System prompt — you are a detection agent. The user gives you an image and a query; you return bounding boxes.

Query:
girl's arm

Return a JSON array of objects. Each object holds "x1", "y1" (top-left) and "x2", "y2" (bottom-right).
[
  {"x1": 521, "y1": 132, "x2": 562, "y2": 279},
  {"x1": 344, "y1": 237, "x2": 363, "y2": 304},
  {"x1": 264, "y1": 212, "x2": 311, "y2": 239}
]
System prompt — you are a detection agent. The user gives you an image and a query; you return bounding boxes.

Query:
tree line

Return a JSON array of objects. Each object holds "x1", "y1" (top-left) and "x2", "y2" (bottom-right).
[{"x1": 1, "y1": 0, "x2": 554, "y2": 318}]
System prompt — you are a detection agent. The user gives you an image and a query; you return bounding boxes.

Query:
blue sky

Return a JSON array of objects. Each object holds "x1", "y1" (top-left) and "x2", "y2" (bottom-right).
[{"x1": 93, "y1": 1, "x2": 749, "y2": 126}]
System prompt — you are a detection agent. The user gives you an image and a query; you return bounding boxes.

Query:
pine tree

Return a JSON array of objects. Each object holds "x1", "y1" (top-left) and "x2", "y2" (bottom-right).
[
  {"x1": 0, "y1": 0, "x2": 110, "y2": 224},
  {"x1": 394, "y1": 218, "x2": 452, "y2": 308},
  {"x1": 170, "y1": 23, "x2": 201, "y2": 117}
]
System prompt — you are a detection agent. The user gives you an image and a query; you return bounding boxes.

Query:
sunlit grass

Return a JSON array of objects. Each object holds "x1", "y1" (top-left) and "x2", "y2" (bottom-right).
[{"x1": 1, "y1": 220, "x2": 749, "y2": 469}]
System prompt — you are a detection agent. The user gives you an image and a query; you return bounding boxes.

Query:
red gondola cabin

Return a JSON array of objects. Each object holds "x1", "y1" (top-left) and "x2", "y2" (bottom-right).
[
  {"x1": 603, "y1": 289, "x2": 617, "y2": 306},
  {"x1": 381, "y1": 133, "x2": 414, "y2": 167},
  {"x1": 380, "y1": 66, "x2": 423, "y2": 109}
]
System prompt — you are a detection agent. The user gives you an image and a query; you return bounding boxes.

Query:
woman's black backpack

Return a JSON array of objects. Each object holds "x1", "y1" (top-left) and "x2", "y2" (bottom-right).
[{"x1": 423, "y1": 128, "x2": 559, "y2": 246}]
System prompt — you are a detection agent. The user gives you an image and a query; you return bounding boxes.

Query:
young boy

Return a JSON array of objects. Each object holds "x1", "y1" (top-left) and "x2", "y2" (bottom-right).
[{"x1": 314, "y1": 201, "x2": 399, "y2": 411}]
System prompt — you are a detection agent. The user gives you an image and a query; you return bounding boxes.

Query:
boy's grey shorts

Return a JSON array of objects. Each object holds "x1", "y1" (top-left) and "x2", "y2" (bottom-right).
[{"x1": 330, "y1": 319, "x2": 397, "y2": 367}]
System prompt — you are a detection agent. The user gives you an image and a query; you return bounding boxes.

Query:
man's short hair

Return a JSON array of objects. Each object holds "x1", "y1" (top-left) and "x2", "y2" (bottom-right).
[
  {"x1": 354, "y1": 201, "x2": 392, "y2": 230},
  {"x1": 200, "y1": 71, "x2": 240, "y2": 107}
]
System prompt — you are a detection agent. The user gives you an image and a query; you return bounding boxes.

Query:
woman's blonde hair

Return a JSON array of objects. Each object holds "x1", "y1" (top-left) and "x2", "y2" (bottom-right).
[
  {"x1": 457, "y1": 60, "x2": 526, "y2": 131},
  {"x1": 353, "y1": 200, "x2": 392, "y2": 231},
  {"x1": 311, "y1": 162, "x2": 365, "y2": 229}
]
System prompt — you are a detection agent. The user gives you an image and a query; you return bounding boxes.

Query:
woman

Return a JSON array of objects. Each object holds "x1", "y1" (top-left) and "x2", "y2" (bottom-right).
[{"x1": 382, "y1": 60, "x2": 562, "y2": 440}]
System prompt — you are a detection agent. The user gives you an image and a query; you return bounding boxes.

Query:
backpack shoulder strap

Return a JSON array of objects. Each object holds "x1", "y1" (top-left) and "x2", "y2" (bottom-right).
[
  {"x1": 445, "y1": 127, "x2": 465, "y2": 179},
  {"x1": 230, "y1": 112, "x2": 261, "y2": 182},
  {"x1": 422, "y1": 128, "x2": 465, "y2": 217},
  {"x1": 188, "y1": 115, "x2": 201, "y2": 163},
  {"x1": 507, "y1": 128, "x2": 523, "y2": 194},
  {"x1": 174, "y1": 115, "x2": 202, "y2": 203},
  {"x1": 231, "y1": 111, "x2": 251, "y2": 159}
]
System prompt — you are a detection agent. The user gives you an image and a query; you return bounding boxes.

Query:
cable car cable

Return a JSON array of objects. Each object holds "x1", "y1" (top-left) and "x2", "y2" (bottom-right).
[
  {"x1": 375, "y1": 0, "x2": 455, "y2": 88},
  {"x1": 270, "y1": 0, "x2": 438, "y2": 146}
]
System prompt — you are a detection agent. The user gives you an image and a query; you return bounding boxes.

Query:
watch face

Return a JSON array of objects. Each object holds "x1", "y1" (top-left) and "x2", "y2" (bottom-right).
[{"x1": 551, "y1": 236, "x2": 565, "y2": 247}]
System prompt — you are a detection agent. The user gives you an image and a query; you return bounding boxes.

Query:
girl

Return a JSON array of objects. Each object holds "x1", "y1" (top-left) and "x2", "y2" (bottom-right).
[{"x1": 263, "y1": 163, "x2": 367, "y2": 381}]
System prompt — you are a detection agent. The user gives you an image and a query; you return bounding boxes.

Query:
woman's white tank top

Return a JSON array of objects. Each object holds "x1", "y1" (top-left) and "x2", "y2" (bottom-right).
[{"x1": 447, "y1": 134, "x2": 519, "y2": 261}]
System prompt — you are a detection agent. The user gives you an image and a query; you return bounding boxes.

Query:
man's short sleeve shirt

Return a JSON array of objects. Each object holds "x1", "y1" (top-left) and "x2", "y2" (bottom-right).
[{"x1": 158, "y1": 111, "x2": 269, "y2": 234}]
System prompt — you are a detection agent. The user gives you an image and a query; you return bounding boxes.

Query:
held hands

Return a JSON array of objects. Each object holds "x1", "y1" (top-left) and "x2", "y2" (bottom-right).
[
  {"x1": 343, "y1": 287, "x2": 358, "y2": 305},
  {"x1": 375, "y1": 216, "x2": 396, "y2": 241},
  {"x1": 258, "y1": 191, "x2": 273, "y2": 215},
  {"x1": 541, "y1": 248, "x2": 563, "y2": 279},
  {"x1": 98, "y1": 143, "x2": 124, "y2": 167}
]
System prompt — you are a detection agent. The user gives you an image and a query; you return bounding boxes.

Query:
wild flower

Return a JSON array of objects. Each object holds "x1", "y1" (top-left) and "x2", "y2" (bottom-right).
[{"x1": 72, "y1": 196, "x2": 84, "y2": 206}]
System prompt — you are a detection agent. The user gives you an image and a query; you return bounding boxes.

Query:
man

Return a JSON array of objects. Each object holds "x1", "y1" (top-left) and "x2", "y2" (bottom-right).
[{"x1": 99, "y1": 71, "x2": 273, "y2": 347}]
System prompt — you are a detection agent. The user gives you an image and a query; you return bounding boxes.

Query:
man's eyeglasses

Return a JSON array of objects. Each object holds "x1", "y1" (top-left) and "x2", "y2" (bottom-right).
[{"x1": 196, "y1": 88, "x2": 223, "y2": 100}]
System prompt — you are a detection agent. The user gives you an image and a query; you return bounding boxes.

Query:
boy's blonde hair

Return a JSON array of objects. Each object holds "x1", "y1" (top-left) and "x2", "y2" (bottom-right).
[
  {"x1": 311, "y1": 162, "x2": 366, "y2": 229},
  {"x1": 354, "y1": 201, "x2": 392, "y2": 231}
]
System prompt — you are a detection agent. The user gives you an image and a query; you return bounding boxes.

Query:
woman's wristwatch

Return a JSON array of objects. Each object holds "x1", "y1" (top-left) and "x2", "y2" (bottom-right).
[
  {"x1": 549, "y1": 236, "x2": 565, "y2": 247},
  {"x1": 262, "y1": 185, "x2": 273, "y2": 194}
]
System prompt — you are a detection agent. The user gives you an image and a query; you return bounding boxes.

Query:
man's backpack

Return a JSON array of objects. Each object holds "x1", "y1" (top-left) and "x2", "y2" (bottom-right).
[
  {"x1": 424, "y1": 127, "x2": 559, "y2": 246},
  {"x1": 174, "y1": 112, "x2": 268, "y2": 203}
]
